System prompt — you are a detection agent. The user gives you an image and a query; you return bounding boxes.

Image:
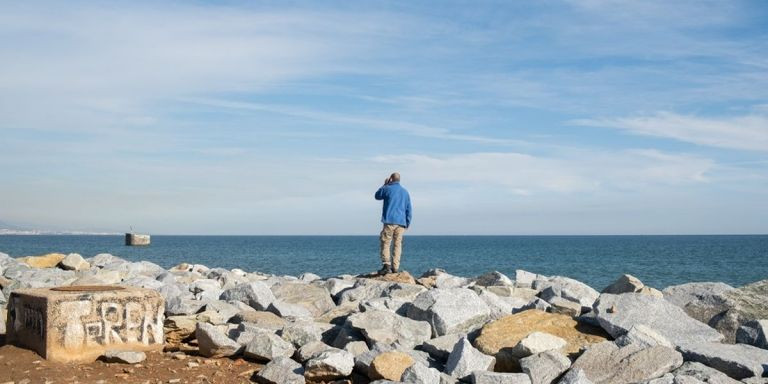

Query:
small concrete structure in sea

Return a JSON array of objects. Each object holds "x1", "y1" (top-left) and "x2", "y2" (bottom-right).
[
  {"x1": 125, "y1": 233, "x2": 150, "y2": 246},
  {"x1": 5, "y1": 285, "x2": 165, "y2": 363}
]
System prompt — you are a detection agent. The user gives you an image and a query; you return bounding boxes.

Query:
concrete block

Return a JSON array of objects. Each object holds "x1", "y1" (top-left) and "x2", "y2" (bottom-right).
[
  {"x1": 5, "y1": 285, "x2": 164, "y2": 362},
  {"x1": 125, "y1": 233, "x2": 151, "y2": 246}
]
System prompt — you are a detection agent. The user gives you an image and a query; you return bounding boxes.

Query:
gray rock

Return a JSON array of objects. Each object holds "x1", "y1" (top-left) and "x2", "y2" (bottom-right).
[
  {"x1": 601, "y1": 274, "x2": 645, "y2": 294},
  {"x1": 472, "y1": 371, "x2": 532, "y2": 384},
  {"x1": 344, "y1": 340, "x2": 370, "y2": 357},
  {"x1": 337, "y1": 279, "x2": 402, "y2": 306},
  {"x1": 406, "y1": 288, "x2": 491, "y2": 337},
  {"x1": 735, "y1": 319, "x2": 768, "y2": 349},
  {"x1": 331, "y1": 323, "x2": 366, "y2": 348},
  {"x1": 196, "y1": 322, "x2": 243, "y2": 358},
  {"x1": 642, "y1": 374, "x2": 674, "y2": 384},
  {"x1": 546, "y1": 296, "x2": 584, "y2": 317},
  {"x1": 59, "y1": 253, "x2": 90, "y2": 271},
  {"x1": 347, "y1": 309, "x2": 432, "y2": 349},
  {"x1": 254, "y1": 356, "x2": 305, "y2": 384},
  {"x1": 271, "y1": 282, "x2": 335, "y2": 317},
  {"x1": 202, "y1": 301, "x2": 240, "y2": 323},
  {"x1": 516, "y1": 270, "x2": 538, "y2": 288},
  {"x1": 520, "y1": 350, "x2": 571, "y2": 384},
  {"x1": 741, "y1": 377, "x2": 768, "y2": 384},
  {"x1": 322, "y1": 278, "x2": 356, "y2": 300},
  {"x1": 401, "y1": 362, "x2": 443, "y2": 384},
  {"x1": 297, "y1": 340, "x2": 335, "y2": 362},
  {"x1": 299, "y1": 272, "x2": 322, "y2": 282},
  {"x1": 166, "y1": 296, "x2": 207, "y2": 316},
  {"x1": 304, "y1": 348, "x2": 355, "y2": 381},
  {"x1": 593, "y1": 293, "x2": 724, "y2": 346},
  {"x1": 280, "y1": 320, "x2": 332, "y2": 348},
  {"x1": 420, "y1": 333, "x2": 464, "y2": 361},
  {"x1": 522, "y1": 298, "x2": 552, "y2": 312},
  {"x1": 662, "y1": 282, "x2": 738, "y2": 342},
  {"x1": 614, "y1": 324, "x2": 674, "y2": 349},
  {"x1": 477, "y1": 289, "x2": 528, "y2": 320},
  {"x1": 267, "y1": 299, "x2": 315, "y2": 319},
  {"x1": 677, "y1": 341, "x2": 768, "y2": 379},
  {"x1": 244, "y1": 330, "x2": 296, "y2": 361},
  {"x1": 511, "y1": 332, "x2": 567, "y2": 358},
  {"x1": 435, "y1": 272, "x2": 472, "y2": 289},
  {"x1": 533, "y1": 276, "x2": 599, "y2": 310},
  {"x1": 220, "y1": 282, "x2": 276, "y2": 311},
  {"x1": 474, "y1": 271, "x2": 514, "y2": 287},
  {"x1": 360, "y1": 297, "x2": 411, "y2": 315},
  {"x1": 571, "y1": 341, "x2": 683, "y2": 384},
  {"x1": 444, "y1": 337, "x2": 495, "y2": 380},
  {"x1": 102, "y1": 350, "x2": 146, "y2": 364},
  {"x1": 557, "y1": 369, "x2": 594, "y2": 384},
  {"x1": 672, "y1": 362, "x2": 741, "y2": 384}
]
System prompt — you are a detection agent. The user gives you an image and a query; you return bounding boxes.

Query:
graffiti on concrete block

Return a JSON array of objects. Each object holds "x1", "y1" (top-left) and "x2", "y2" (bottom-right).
[
  {"x1": 12, "y1": 299, "x2": 46, "y2": 340},
  {"x1": 58, "y1": 300, "x2": 163, "y2": 349}
]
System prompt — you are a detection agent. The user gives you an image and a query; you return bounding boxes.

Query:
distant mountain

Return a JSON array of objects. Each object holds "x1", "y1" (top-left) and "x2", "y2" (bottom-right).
[{"x1": 0, "y1": 220, "x2": 119, "y2": 235}]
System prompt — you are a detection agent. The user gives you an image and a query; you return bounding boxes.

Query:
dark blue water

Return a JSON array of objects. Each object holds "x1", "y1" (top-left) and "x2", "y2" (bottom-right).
[{"x1": 0, "y1": 235, "x2": 766, "y2": 290}]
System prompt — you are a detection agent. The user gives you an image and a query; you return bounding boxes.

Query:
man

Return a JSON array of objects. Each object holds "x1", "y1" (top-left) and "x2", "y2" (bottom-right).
[{"x1": 374, "y1": 172, "x2": 412, "y2": 275}]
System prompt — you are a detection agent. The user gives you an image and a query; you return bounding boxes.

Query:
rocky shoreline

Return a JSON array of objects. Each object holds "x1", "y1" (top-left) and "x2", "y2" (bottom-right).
[{"x1": 1, "y1": 251, "x2": 767, "y2": 384}]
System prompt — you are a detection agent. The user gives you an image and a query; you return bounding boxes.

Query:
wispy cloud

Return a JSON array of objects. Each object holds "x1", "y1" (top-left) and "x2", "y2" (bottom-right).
[{"x1": 573, "y1": 112, "x2": 768, "y2": 152}]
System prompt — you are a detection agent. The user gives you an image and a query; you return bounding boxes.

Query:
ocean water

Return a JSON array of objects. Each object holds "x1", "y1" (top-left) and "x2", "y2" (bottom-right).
[{"x1": 0, "y1": 235, "x2": 766, "y2": 290}]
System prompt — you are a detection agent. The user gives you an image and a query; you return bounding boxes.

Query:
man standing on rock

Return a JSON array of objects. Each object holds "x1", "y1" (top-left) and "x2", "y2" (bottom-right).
[{"x1": 375, "y1": 172, "x2": 412, "y2": 275}]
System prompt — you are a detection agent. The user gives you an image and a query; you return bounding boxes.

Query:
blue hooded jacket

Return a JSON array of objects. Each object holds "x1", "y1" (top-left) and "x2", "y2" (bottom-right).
[{"x1": 375, "y1": 182, "x2": 412, "y2": 228}]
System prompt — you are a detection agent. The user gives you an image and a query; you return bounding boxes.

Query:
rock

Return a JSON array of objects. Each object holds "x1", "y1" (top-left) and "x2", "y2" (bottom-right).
[
  {"x1": 592, "y1": 293, "x2": 724, "y2": 346},
  {"x1": 477, "y1": 289, "x2": 528, "y2": 320},
  {"x1": 642, "y1": 374, "x2": 674, "y2": 384},
  {"x1": 601, "y1": 274, "x2": 645, "y2": 294},
  {"x1": 434, "y1": 272, "x2": 471, "y2": 289},
  {"x1": 360, "y1": 297, "x2": 410, "y2": 315},
  {"x1": 676, "y1": 341, "x2": 768, "y2": 379},
  {"x1": 516, "y1": 270, "x2": 538, "y2": 288},
  {"x1": 244, "y1": 331, "x2": 296, "y2": 361},
  {"x1": 232, "y1": 310, "x2": 287, "y2": 330},
  {"x1": 474, "y1": 271, "x2": 515, "y2": 287},
  {"x1": 672, "y1": 362, "x2": 741, "y2": 384},
  {"x1": 344, "y1": 340, "x2": 370, "y2": 357},
  {"x1": 166, "y1": 296, "x2": 207, "y2": 316},
  {"x1": 557, "y1": 369, "x2": 594, "y2": 384},
  {"x1": 370, "y1": 351, "x2": 414, "y2": 381},
  {"x1": 472, "y1": 371, "x2": 532, "y2": 384},
  {"x1": 533, "y1": 276, "x2": 599, "y2": 311},
  {"x1": 406, "y1": 288, "x2": 491, "y2": 337},
  {"x1": 444, "y1": 337, "x2": 496, "y2": 380},
  {"x1": 268, "y1": 299, "x2": 315, "y2": 319},
  {"x1": 254, "y1": 356, "x2": 306, "y2": 384},
  {"x1": 58, "y1": 253, "x2": 90, "y2": 271},
  {"x1": 164, "y1": 315, "x2": 198, "y2": 345},
  {"x1": 280, "y1": 320, "x2": 332, "y2": 348},
  {"x1": 370, "y1": 271, "x2": 418, "y2": 285},
  {"x1": 735, "y1": 319, "x2": 768, "y2": 349},
  {"x1": 614, "y1": 324, "x2": 673, "y2": 349},
  {"x1": 322, "y1": 278, "x2": 356, "y2": 300},
  {"x1": 299, "y1": 272, "x2": 322, "y2": 282},
  {"x1": 401, "y1": 363, "x2": 444, "y2": 384},
  {"x1": 195, "y1": 322, "x2": 243, "y2": 358},
  {"x1": 271, "y1": 282, "x2": 335, "y2": 317},
  {"x1": 297, "y1": 341, "x2": 335, "y2": 362},
  {"x1": 474, "y1": 310, "x2": 607, "y2": 371},
  {"x1": 316, "y1": 304, "x2": 360, "y2": 325},
  {"x1": 546, "y1": 296, "x2": 584, "y2": 317},
  {"x1": 102, "y1": 350, "x2": 146, "y2": 364},
  {"x1": 304, "y1": 348, "x2": 355, "y2": 381},
  {"x1": 17, "y1": 253, "x2": 67, "y2": 268},
  {"x1": 570, "y1": 342, "x2": 683, "y2": 384},
  {"x1": 220, "y1": 282, "x2": 275, "y2": 311},
  {"x1": 662, "y1": 282, "x2": 739, "y2": 342},
  {"x1": 202, "y1": 301, "x2": 240, "y2": 322},
  {"x1": 520, "y1": 350, "x2": 571, "y2": 384},
  {"x1": 346, "y1": 309, "x2": 432, "y2": 349},
  {"x1": 511, "y1": 332, "x2": 567, "y2": 358},
  {"x1": 420, "y1": 333, "x2": 463, "y2": 361},
  {"x1": 742, "y1": 378, "x2": 768, "y2": 384}
]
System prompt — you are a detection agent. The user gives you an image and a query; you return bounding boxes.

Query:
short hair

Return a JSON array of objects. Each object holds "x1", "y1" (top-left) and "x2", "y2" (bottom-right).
[{"x1": 390, "y1": 172, "x2": 401, "y2": 182}]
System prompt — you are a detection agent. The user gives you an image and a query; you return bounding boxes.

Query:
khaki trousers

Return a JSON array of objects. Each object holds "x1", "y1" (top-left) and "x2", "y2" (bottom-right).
[{"x1": 380, "y1": 224, "x2": 406, "y2": 270}]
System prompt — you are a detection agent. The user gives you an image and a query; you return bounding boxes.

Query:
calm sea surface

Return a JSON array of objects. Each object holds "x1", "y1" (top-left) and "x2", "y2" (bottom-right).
[{"x1": 0, "y1": 235, "x2": 766, "y2": 290}]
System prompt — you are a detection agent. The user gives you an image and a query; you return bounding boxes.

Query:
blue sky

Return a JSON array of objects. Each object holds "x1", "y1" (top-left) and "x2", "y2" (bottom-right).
[{"x1": 1, "y1": 0, "x2": 766, "y2": 235}]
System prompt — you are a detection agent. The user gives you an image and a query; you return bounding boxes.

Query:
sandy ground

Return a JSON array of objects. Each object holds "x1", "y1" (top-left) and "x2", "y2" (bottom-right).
[{"x1": 0, "y1": 336, "x2": 264, "y2": 384}]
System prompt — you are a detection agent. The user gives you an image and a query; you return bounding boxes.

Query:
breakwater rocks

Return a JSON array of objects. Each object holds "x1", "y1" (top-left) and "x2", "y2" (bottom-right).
[{"x1": 1, "y1": 251, "x2": 767, "y2": 384}]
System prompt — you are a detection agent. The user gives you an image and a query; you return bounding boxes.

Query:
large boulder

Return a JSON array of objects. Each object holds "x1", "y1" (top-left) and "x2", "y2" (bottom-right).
[
  {"x1": 304, "y1": 348, "x2": 355, "y2": 381},
  {"x1": 511, "y1": 332, "x2": 567, "y2": 359},
  {"x1": 474, "y1": 310, "x2": 608, "y2": 371},
  {"x1": 444, "y1": 337, "x2": 496, "y2": 380},
  {"x1": 369, "y1": 351, "x2": 414, "y2": 381},
  {"x1": 614, "y1": 324, "x2": 673, "y2": 349},
  {"x1": 279, "y1": 320, "x2": 333, "y2": 348},
  {"x1": 662, "y1": 282, "x2": 738, "y2": 341},
  {"x1": 592, "y1": 293, "x2": 724, "y2": 346},
  {"x1": 735, "y1": 319, "x2": 768, "y2": 349},
  {"x1": 244, "y1": 331, "x2": 296, "y2": 362},
  {"x1": 271, "y1": 282, "x2": 335, "y2": 317},
  {"x1": 420, "y1": 333, "x2": 464, "y2": 361},
  {"x1": 676, "y1": 341, "x2": 768, "y2": 379},
  {"x1": 346, "y1": 309, "x2": 432, "y2": 349},
  {"x1": 267, "y1": 299, "x2": 314, "y2": 319},
  {"x1": 337, "y1": 279, "x2": 397, "y2": 305},
  {"x1": 401, "y1": 362, "x2": 444, "y2": 384},
  {"x1": 477, "y1": 289, "x2": 528, "y2": 320},
  {"x1": 406, "y1": 288, "x2": 491, "y2": 337},
  {"x1": 672, "y1": 362, "x2": 741, "y2": 384},
  {"x1": 533, "y1": 276, "x2": 599, "y2": 311},
  {"x1": 220, "y1": 282, "x2": 275, "y2": 311},
  {"x1": 16, "y1": 253, "x2": 66, "y2": 268},
  {"x1": 570, "y1": 342, "x2": 683, "y2": 384},
  {"x1": 520, "y1": 350, "x2": 571, "y2": 384},
  {"x1": 716, "y1": 280, "x2": 768, "y2": 343},
  {"x1": 195, "y1": 322, "x2": 242, "y2": 358},
  {"x1": 254, "y1": 356, "x2": 306, "y2": 384},
  {"x1": 474, "y1": 271, "x2": 514, "y2": 287},
  {"x1": 601, "y1": 274, "x2": 661, "y2": 297},
  {"x1": 58, "y1": 253, "x2": 90, "y2": 271}
]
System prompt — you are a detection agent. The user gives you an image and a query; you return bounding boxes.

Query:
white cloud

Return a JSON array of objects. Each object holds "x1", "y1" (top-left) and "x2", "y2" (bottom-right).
[{"x1": 574, "y1": 112, "x2": 768, "y2": 152}]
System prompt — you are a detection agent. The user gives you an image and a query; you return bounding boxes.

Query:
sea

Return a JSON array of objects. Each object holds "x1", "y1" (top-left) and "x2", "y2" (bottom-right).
[{"x1": 0, "y1": 235, "x2": 766, "y2": 291}]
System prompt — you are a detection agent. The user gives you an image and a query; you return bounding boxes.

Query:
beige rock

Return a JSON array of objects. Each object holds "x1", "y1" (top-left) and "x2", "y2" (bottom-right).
[
  {"x1": 474, "y1": 310, "x2": 608, "y2": 371},
  {"x1": 6, "y1": 285, "x2": 164, "y2": 363},
  {"x1": 17, "y1": 253, "x2": 66, "y2": 268},
  {"x1": 234, "y1": 310, "x2": 287, "y2": 331},
  {"x1": 369, "y1": 351, "x2": 414, "y2": 381},
  {"x1": 368, "y1": 271, "x2": 417, "y2": 285}
]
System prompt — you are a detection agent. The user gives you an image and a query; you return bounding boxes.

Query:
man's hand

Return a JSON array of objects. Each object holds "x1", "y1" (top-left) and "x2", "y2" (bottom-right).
[{"x1": 384, "y1": 177, "x2": 391, "y2": 185}]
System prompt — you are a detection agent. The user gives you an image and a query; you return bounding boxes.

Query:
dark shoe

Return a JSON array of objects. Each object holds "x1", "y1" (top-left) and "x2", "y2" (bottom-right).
[
  {"x1": 391, "y1": 266, "x2": 399, "y2": 274},
  {"x1": 378, "y1": 265, "x2": 391, "y2": 275}
]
